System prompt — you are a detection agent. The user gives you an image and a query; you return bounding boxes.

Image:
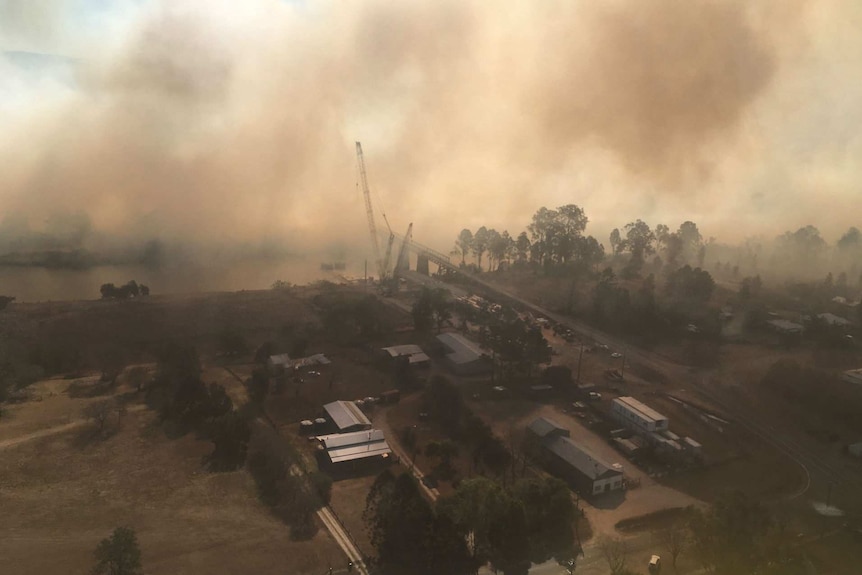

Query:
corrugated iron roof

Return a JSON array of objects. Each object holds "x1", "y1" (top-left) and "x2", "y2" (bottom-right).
[
  {"x1": 323, "y1": 400, "x2": 371, "y2": 431},
  {"x1": 544, "y1": 436, "x2": 622, "y2": 480},
  {"x1": 527, "y1": 417, "x2": 569, "y2": 439},
  {"x1": 437, "y1": 332, "x2": 487, "y2": 365}
]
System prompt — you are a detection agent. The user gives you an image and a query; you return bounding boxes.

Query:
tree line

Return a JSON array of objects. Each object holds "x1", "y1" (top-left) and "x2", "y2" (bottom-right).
[
  {"x1": 364, "y1": 471, "x2": 577, "y2": 575},
  {"x1": 100, "y1": 280, "x2": 150, "y2": 300},
  {"x1": 453, "y1": 204, "x2": 604, "y2": 274}
]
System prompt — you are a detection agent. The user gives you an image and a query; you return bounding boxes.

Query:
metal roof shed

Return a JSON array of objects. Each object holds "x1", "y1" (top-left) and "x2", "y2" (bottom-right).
[
  {"x1": 381, "y1": 344, "x2": 431, "y2": 365},
  {"x1": 323, "y1": 400, "x2": 372, "y2": 433},
  {"x1": 436, "y1": 332, "x2": 492, "y2": 375},
  {"x1": 317, "y1": 429, "x2": 392, "y2": 465},
  {"x1": 527, "y1": 417, "x2": 570, "y2": 439}
]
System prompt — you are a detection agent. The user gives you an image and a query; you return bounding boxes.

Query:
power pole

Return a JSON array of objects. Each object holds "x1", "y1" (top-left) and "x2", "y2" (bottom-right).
[{"x1": 576, "y1": 345, "x2": 584, "y2": 382}]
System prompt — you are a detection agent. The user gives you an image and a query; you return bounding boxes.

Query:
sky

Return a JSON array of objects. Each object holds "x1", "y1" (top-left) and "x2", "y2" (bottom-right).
[{"x1": 1, "y1": 0, "x2": 861, "y2": 261}]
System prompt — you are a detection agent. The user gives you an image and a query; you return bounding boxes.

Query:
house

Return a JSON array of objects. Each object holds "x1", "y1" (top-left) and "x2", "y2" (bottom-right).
[
  {"x1": 527, "y1": 417, "x2": 624, "y2": 496},
  {"x1": 317, "y1": 429, "x2": 392, "y2": 468},
  {"x1": 766, "y1": 319, "x2": 803, "y2": 335},
  {"x1": 436, "y1": 332, "x2": 492, "y2": 375},
  {"x1": 292, "y1": 353, "x2": 331, "y2": 368},
  {"x1": 381, "y1": 344, "x2": 431, "y2": 367},
  {"x1": 611, "y1": 396, "x2": 669, "y2": 434},
  {"x1": 323, "y1": 400, "x2": 372, "y2": 433},
  {"x1": 268, "y1": 353, "x2": 291, "y2": 372},
  {"x1": 816, "y1": 313, "x2": 852, "y2": 329}
]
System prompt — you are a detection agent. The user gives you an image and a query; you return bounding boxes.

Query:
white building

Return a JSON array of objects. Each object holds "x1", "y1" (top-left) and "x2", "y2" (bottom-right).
[{"x1": 611, "y1": 396, "x2": 669, "y2": 434}]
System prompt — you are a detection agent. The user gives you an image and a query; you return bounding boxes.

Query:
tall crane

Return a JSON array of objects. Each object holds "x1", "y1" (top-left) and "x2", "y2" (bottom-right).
[
  {"x1": 356, "y1": 142, "x2": 382, "y2": 279},
  {"x1": 394, "y1": 222, "x2": 413, "y2": 275}
]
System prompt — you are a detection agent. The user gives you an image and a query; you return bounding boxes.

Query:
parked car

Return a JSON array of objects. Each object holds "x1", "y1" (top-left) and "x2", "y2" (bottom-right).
[
  {"x1": 611, "y1": 352, "x2": 623, "y2": 359},
  {"x1": 648, "y1": 554, "x2": 662, "y2": 574},
  {"x1": 587, "y1": 391, "x2": 602, "y2": 401}
]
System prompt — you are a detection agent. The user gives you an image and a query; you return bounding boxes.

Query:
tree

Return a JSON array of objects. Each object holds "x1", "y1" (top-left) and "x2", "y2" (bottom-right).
[
  {"x1": 622, "y1": 219, "x2": 656, "y2": 270},
  {"x1": 84, "y1": 399, "x2": 113, "y2": 433},
  {"x1": 411, "y1": 292, "x2": 434, "y2": 332},
  {"x1": 439, "y1": 477, "x2": 528, "y2": 571},
  {"x1": 412, "y1": 287, "x2": 450, "y2": 333},
  {"x1": 677, "y1": 221, "x2": 703, "y2": 263},
  {"x1": 424, "y1": 376, "x2": 464, "y2": 431},
  {"x1": 425, "y1": 440, "x2": 459, "y2": 480},
  {"x1": 206, "y1": 410, "x2": 250, "y2": 471},
  {"x1": 309, "y1": 471, "x2": 333, "y2": 505},
  {"x1": 515, "y1": 232, "x2": 531, "y2": 263},
  {"x1": 574, "y1": 236, "x2": 605, "y2": 273},
  {"x1": 92, "y1": 527, "x2": 142, "y2": 575},
  {"x1": 665, "y1": 266, "x2": 715, "y2": 305},
  {"x1": 489, "y1": 229, "x2": 513, "y2": 271},
  {"x1": 488, "y1": 497, "x2": 531, "y2": 575},
  {"x1": 688, "y1": 491, "x2": 771, "y2": 575},
  {"x1": 512, "y1": 477, "x2": 574, "y2": 563},
  {"x1": 657, "y1": 516, "x2": 692, "y2": 571},
  {"x1": 0, "y1": 295, "x2": 14, "y2": 311},
  {"x1": 472, "y1": 227, "x2": 490, "y2": 270},
  {"x1": 609, "y1": 228, "x2": 622, "y2": 257},
  {"x1": 597, "y1": 535, "x2": 630, "y2": 575},
  {"x1": 247, "y1": 368, "x2": 270, "y2": 404},
  {"x1": 218, "y1": 329, "x2": 249, "y2": 357},
  {"x1": 455, "y1": 229, "x2": 474, "y2": 265},
  {"x1": 126, "y1": 366, "x2": 149, "y2": 392},
  {"x1": 836, "y1": 226, "x2": 861, "y2": 252},
  {"x1": 100, "y1": 283, "x2": 117, "y2": 299},
  {"x1": 365, "y1": 471, "x2": 469, "y2": 575},
  {"x1": 775, "y1": 225, "x2": 827, "y2": 270}
]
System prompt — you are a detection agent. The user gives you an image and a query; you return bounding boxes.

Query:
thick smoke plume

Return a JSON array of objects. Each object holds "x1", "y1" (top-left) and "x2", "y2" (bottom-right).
[{"x1": 0, "y1": 0, "x2": 860, "y2": 263}]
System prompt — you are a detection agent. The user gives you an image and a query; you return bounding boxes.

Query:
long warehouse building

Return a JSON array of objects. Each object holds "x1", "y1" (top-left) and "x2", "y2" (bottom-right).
[{"x1": 611, "y1": 396, "x2": 669, "y2": 434}]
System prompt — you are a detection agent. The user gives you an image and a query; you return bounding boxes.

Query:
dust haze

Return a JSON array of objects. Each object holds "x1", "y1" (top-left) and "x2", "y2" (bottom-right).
[{"x1": 1, "y1": 0, "x2": 860, "y2": 268}]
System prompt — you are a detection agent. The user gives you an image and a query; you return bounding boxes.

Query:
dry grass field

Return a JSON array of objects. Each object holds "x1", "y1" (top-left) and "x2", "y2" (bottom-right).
[{"x1": 0, "y1": 377, "x2": 342, "y2": 575}]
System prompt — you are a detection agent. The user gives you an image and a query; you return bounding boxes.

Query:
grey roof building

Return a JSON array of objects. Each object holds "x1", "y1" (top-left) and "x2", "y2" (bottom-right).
[
  {"x1": 527, "y1": 417, "x2": 570, "y2": 439},
  {"x1": 766, "y1": 319, "x2": 803, "y2": 334},
  {"x1": 527, "y1": 417, "x2": 623, "y2": 496},
  {"x1": 323, "y1": 400, "x2": 372, "y2": 433},
  {"x1": 317, "y1": 429, "x2": 392, "y2": 465},
  {"x1": 381, "y1": 344, "x2": 430, "y2": 366},
  {"x1": 436, "y1": 332, "x2": 492, "y2": 375},
  {"x1": 816, "y1": 313, "x2": 852, "y2": 328}
]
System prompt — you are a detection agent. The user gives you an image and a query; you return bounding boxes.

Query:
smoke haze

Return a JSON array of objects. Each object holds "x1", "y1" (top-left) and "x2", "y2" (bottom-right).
[{"x1": 1, "y1": 0, "x2": 861, "y2": 263}]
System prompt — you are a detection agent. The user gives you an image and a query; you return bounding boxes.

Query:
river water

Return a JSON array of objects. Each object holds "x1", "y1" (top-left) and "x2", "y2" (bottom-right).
[{"x1": 0, "y1": 258, "x2": 362, "y2": 302}]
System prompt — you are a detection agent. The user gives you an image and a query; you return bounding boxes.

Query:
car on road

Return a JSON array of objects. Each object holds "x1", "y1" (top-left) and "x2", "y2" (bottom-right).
[
  {"x1": 610, "y1": 352, "x2": 623, "y2": 358},
  {"x1": 587, "y1": 391, "x2": 602, "y2": 401}
]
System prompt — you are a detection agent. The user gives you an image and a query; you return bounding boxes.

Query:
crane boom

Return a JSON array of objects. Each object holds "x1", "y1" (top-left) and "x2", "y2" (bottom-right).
[
  {"x1": 381, "y1": 232, "x2": 395, "y2": 278},
  {"x1": 356, "y1": 142, "x2": 383, "y2": 279},
  {"x1": 394, "y1": 222, "x2": 413, "y2": 275}
]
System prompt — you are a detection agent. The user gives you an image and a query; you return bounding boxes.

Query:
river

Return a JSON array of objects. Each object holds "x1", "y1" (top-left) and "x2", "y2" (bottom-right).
[{"x1": 0, "y1": 258, "x2": 363, "y2": 302}]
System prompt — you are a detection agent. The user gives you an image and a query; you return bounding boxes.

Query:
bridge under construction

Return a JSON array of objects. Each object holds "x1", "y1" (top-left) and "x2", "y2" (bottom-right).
[{"x1": 355, "y1": 141, "x2": 463, "y2": 283}]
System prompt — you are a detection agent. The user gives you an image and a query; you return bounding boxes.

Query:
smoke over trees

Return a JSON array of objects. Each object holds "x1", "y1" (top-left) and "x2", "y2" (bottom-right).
[{"x1": 1, "y1": 0, "x2": 860, "y2": 268}]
